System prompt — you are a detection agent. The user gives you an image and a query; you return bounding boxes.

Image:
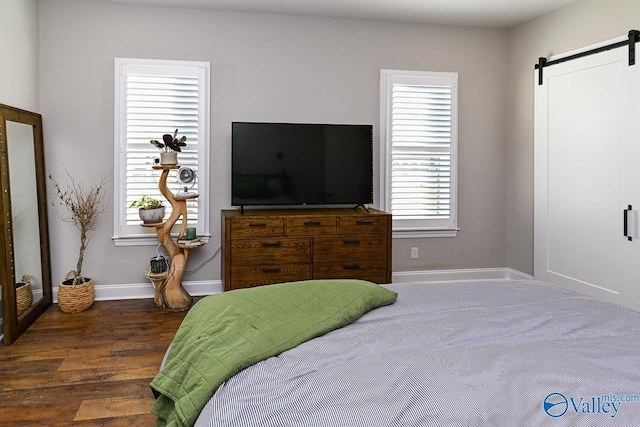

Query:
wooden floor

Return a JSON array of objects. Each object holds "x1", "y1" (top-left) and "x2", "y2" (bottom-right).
[{"x1": 0, "y1": 298, "x2": 193, "y2": 426}]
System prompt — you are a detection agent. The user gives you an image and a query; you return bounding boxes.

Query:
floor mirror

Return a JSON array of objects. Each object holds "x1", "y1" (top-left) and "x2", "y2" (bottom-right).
[{"x1": 0, "y1": 103, "x2": 52, "y2": 345}]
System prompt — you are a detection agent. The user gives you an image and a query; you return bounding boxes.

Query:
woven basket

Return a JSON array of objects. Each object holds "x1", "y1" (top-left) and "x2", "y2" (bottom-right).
[
  {"x1": 16, "y1": 274, "x2": 33, "y2": 316},
  {"x1": 58, "y1": 270, "x2": 95, "y2": 313}
]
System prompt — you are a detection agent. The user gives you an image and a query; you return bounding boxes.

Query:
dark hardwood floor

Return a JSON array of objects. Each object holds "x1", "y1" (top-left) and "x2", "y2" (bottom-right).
[{"x1": 0, "y1": 298, "x2": 193, "y2": 426}]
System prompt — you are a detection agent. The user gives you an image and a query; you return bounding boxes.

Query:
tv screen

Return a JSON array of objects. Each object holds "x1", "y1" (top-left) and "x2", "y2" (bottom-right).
[{"x1": 232, "y1": 122, "x2": 373, "y2": 207}]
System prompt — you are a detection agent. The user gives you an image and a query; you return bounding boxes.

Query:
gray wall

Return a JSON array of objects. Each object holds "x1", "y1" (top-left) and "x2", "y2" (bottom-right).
[
  {"x1": 0, "y1": 0, "x2": 39, "y2": 111},
  {"x1": 38, "y1": 0, "x2": 509, "y2": 289},
  {"x1": 506, "y1": 0, "x2": 640, "y2": 275},
  {"x1": 0, "y1": 0, "x2": 39, "y2": 322}
]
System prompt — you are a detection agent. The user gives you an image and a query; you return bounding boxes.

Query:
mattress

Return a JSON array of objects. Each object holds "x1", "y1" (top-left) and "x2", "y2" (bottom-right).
[{"x1": 185, "y1": 279, "x2": 640, "y2": 426}]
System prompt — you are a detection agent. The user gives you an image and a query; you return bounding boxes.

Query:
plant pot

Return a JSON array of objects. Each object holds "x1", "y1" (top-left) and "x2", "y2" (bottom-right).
[
  {"x1": 160, "y1": 152, "x2": 178, "y2": 165},
  {"x1": 139, "y1": 206, "x2": 165, "y2": 224},
  {"x1": 58, "y1": 270, "x2": 94, "y2": 313},
  {"x1": 16, "y1": 274, "x2": 33, "y2": 316}
]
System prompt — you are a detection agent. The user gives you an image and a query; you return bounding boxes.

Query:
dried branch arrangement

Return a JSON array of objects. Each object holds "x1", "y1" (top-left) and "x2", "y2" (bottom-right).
[{"x1": 49, "y1": 168, "x2": 110, "y2": 276}]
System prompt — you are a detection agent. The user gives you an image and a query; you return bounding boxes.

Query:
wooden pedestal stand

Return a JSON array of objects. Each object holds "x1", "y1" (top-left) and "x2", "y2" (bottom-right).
[{"x1": 142, "y1": 165, "x2": 205, "y2": 311}]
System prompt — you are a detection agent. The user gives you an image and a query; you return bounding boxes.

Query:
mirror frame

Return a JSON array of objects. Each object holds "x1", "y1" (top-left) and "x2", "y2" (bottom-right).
[{"x1": 0, "y1": 103, "x2": 52, "y2": 345}]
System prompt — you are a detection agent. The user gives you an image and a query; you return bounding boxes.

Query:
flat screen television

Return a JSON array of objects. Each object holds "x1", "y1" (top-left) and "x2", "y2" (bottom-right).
[{"x1": 232, "y1": 122, "x2": 373, "y2": 207}]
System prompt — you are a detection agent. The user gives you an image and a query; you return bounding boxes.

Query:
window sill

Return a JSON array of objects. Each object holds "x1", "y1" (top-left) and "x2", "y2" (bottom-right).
[
  {"x1": 112, "y1": 234, "x2": 210, "y2": 247},
  {"x1": 392, "y1": 228, "x2": 458, "y2": 239}
]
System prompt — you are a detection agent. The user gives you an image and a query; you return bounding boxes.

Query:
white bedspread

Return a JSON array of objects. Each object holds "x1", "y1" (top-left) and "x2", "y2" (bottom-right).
[{"x1": 194, "y1": 280, "x2": 640, "y2": 426}]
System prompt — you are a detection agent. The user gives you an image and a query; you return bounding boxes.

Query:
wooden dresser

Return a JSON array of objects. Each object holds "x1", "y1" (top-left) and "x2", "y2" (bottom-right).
[{"x1": 222, "y1": 208, "x2": 392, "y2": 290}]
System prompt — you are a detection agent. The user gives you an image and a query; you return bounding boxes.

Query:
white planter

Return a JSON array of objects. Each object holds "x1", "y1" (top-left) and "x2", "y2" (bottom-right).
[
  {"x1": 160, "y1": 152, "x2": 178, "y2": 165},
  {"x1": 139, "y1": 206, "x2": 165, "y2": 224}
]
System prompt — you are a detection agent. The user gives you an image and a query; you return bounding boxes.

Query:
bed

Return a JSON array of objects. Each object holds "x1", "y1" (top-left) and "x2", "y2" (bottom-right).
[{"x1": 152, "y1": 279, "x2": 640, "y2": 426}]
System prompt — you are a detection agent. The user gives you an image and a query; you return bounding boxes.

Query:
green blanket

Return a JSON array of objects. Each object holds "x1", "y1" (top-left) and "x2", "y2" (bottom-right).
[{"x1": 150, "y1": 279, "x2": 397, "y2": 427}]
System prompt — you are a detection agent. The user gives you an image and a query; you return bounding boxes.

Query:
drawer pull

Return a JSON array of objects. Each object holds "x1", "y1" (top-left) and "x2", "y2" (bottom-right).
[
  {"x1": 343, "y1": 239, "x2": 361, "y2": 245},
  {"x1": 262, "y1": 241, "x2": 282, "y2": 247},
  {"x1": 304, "y1": 220, "x2": 322, "y2": 226},
  {"x1": 263, "y1": 267, "x2": 281, "y2": 273},
  {"x1": 356, "y1": 220, "x2": 374, "y2": 225},
  {"x1": 249, "y1": 222, "x2": 267, "y2": 227},
  {"x1": 343, "y1": 264, "x2": 361, "y2": 270}
]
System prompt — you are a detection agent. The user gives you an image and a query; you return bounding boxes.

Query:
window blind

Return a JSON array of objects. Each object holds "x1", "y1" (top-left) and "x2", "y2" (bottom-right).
[
  {"x1": 380, "y1": 70, "x2": 458, "y2": 236},
  {"x1": 114, "y1": 58, "x2": 210, "y2": 244},
  {"x1": 124, "y1": 73, "x2": 200, "y2": 225},
  {"x1": 390, "y1": 83, "x2": 451, "y2": 220}
]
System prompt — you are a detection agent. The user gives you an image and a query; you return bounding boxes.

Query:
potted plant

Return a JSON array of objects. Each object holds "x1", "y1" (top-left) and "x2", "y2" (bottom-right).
[
  {"x1": 49, "y1": 168, "x2": 109, "y2": 313},
  {"x1": 130, "y1": 195, "x2": 165, "y2": 224},
  {"x1": 150, "y1": 128, "x2": 187, "y2": 165}
]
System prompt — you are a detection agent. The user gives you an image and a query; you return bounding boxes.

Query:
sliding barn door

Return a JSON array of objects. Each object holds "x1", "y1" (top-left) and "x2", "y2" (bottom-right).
[{"x1": 535, "y1": 45, "x2": 640, "y2": 311}]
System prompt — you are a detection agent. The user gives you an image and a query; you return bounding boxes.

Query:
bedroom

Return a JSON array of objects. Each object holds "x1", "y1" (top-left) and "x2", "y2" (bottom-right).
[
  {"x1": 5, "y1": 0, "x2": 633, "y2": 305},
  {"x1": 1, "y1": 0, "x2": 640, "y2": 424}
]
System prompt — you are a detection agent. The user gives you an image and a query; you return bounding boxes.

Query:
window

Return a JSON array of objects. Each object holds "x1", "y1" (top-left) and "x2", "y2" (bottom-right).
[
  {"x1": 380, "y1": 69, "x2": 458, "y2": 238},
  {"x1": 113, "y1": 58, "x2": 210, "y2": 246}
]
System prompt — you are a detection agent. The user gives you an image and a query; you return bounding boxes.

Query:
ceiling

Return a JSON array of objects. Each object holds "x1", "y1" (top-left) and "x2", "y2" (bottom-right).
[{"x1": 83, "y1": 0, "x2": 577, "y2": 28}]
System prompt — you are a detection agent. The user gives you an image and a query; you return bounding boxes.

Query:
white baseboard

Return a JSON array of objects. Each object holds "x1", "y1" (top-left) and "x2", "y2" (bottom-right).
[
  {"x1": 49, "y1": 268, "x2": 532, "y2": 302},
  {"x1": 53, "y1": 279, "x2": 223, "y2": 303},
  {"x1": 392, "y1": 267, "x2": 532, "y2": 283}
]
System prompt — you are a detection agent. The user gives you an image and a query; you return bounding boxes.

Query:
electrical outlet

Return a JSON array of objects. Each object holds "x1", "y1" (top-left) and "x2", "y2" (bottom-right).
[{"x1": 411, "y1": 247, "x2": 419, "y2": 259}]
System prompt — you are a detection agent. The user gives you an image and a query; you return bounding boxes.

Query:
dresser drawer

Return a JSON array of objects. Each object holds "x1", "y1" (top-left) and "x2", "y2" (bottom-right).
[
  {"x1": 231, "y1": 238, "x2": 310, "y2": 264},
  {"x1": 313, "y1": 260, "x2": 388, "y2": 283},
  {"x1": 231, "y1": 264, "x2": 312, "y2": 289},
  {"x1": 286, "y1": 217, "x2": 337, "y2": 236},
  {"x1": 231, "y1": 217, "x2": 284, "y2": 237},
  {"x1": 339, "y1": 216, "x2": 389, "y2": 235},
  {"x1": 313, "y1": 236, "x2": 387, "y2": 262}
]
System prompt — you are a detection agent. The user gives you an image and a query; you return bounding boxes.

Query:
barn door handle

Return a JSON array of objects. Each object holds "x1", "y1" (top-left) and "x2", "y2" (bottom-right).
[{"x1": 624, "y1": 205, "x2": 633, "y2": 241}]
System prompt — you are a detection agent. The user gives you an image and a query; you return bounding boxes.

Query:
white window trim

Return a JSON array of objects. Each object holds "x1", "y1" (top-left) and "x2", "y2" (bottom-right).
[
  {"x1": 380, "y1": 69, "x2": 458, "y2": 238},
  {"x1": 113, "y1": 58, "x2": 211, "y2": 246}
]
